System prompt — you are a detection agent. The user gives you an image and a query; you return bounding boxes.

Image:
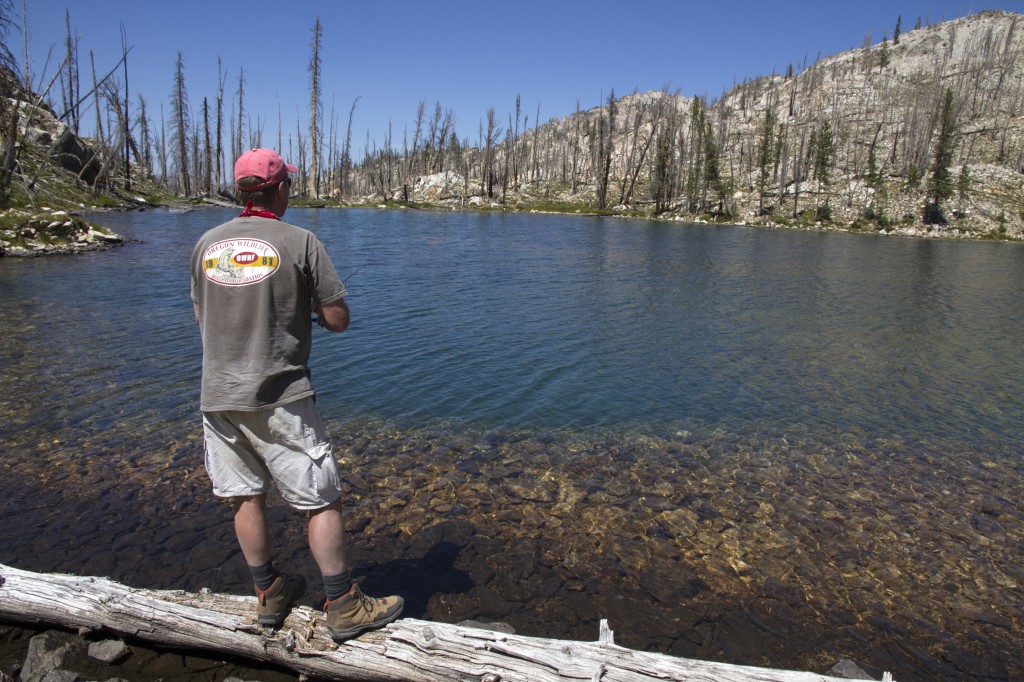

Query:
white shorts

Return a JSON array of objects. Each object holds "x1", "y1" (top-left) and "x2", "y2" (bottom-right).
[{"x1": 202, "y1": 397, "x2": 342, "y2": 510}]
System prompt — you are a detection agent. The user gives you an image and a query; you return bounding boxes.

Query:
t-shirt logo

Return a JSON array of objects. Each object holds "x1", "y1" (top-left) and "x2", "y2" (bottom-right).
[{"x1": 201, "y1": 238, "x2": 280, "y2": 286}]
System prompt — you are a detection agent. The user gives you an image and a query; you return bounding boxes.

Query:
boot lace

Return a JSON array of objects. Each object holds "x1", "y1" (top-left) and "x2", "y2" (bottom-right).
[{"x1": 353, "y1": 588, "x2": 374, "y2": 615}]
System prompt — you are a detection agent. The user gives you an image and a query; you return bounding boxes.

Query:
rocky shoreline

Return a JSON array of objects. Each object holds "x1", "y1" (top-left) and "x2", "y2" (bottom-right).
[
  {"x1": 0, "y1": 208, "x2": 126, "y2": 258},
  {"x1": 0, "y1": 195, "x2": 1019, "y2": 261}
]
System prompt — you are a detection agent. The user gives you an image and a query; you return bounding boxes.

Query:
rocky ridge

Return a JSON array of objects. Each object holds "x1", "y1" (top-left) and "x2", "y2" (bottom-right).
[
  {"x1": 712, "y1": 9, "x2": 1024, "y2": 237},
  {"x1": 385, "y1": 10, "x2": 1023, "y2": 241}
]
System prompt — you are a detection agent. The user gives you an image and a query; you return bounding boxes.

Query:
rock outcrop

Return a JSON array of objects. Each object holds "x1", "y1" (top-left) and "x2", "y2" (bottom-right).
[{"x1": 0, "y1": 208, "x2": 125, "y2": 257}]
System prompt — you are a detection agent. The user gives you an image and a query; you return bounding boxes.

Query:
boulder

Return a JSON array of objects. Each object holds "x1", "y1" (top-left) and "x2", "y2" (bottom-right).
[
  {"x1": 86, "y1": 639, "x2": 130, "y2": 664},
  {"x1": 7, "y1": 96, "x2": 102, "y2": 186},
  {"x1": 18, "y1": 630, "x2": 85, "y2": 682}
]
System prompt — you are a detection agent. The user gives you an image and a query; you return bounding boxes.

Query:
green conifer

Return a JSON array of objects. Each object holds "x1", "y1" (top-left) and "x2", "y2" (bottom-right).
[{"x1": 924, "y1": 89, "x2": 957, "y2": 223}]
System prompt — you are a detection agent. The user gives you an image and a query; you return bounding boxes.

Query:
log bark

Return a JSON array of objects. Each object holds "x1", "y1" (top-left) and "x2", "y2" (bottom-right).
[{"x1": 0, "y1": 563, "x2": 864, "y2": 682}]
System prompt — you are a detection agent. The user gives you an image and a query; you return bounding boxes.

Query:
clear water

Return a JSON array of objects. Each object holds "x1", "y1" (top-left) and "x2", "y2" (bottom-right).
[
  {"x1": 3, "y1": 207, "x2": 1024, "y2": 680},
  {"x1": 3, "y1": 207, "x2": 1020, "y2": 445}
]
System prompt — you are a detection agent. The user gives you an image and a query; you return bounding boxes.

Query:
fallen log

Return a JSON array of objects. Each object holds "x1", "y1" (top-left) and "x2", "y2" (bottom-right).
[{"x1": 0, "y1": 563, "x2": 887, "y2": 681}]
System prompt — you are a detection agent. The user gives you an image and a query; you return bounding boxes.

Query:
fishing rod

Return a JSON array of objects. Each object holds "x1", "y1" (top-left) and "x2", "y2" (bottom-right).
[
  {"x1": 314, "y1": 264, "x2": 366, "y2": 327},
  {"x1": 343, "y1": 264, "x2": 367, "y2": 283}
]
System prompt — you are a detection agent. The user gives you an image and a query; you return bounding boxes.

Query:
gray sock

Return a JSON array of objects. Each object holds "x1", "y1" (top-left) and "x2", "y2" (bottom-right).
[
  {"x1": 250, "y1": 561, "x2": 278, "y2": 591},
  {"x1": 323, "y1": 571, "x2": 352, "y2": 601}
]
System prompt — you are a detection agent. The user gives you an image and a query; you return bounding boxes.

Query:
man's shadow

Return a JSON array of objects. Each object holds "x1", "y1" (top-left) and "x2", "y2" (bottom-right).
[{"x1": 352, "y1": 540, "x2": 474, "y2": 619}]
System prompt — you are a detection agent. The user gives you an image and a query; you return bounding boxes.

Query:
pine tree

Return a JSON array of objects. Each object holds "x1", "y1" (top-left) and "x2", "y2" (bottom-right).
[
  {"x1": 924, "y1": 88, "x2": 956, "y2": 224},
  {"x1": 756, "y1": 109, "x2": 777, "y2": 215},
  {"x1": 703, "y1": 116, "x2": 729, "y2": 216},
  {"x1": 812, "y1": 120, "x2": 835, "y2": 220},
  {"x1": 865, "y1": 136, "x2": 888, "y2": 226},
  {"x1": 684, "y1": 97, "x2": 705, "y2": 213},
  {"x1": 650, "y1": 117, "x2": 676, "y2": 214}
]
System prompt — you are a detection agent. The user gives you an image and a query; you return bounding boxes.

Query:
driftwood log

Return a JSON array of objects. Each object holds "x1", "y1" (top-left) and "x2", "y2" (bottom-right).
[{"x1": 0, "y1": 563, "x2": 885, "y2": 681}]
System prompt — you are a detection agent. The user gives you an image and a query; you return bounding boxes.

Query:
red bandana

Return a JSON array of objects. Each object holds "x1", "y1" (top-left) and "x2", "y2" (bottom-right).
[{"x1": 239, "y1": 201, "x2": 280, "y2": 220}]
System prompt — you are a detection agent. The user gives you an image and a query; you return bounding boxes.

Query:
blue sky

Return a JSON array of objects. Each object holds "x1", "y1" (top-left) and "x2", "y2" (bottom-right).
[{"x1": 15, "y1": 0, "x2": 1022, "y2": 160}]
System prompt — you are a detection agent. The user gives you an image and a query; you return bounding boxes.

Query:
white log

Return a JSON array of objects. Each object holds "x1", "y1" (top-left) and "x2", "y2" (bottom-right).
[{"x1": 0, "y1": 563, "x2": 880, "y2": 681}]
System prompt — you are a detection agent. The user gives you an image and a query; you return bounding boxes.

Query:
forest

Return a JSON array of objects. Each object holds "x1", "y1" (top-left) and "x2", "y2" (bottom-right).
[{"x1": 1, "y1": 4, "x2": 1022, "y2": 241}]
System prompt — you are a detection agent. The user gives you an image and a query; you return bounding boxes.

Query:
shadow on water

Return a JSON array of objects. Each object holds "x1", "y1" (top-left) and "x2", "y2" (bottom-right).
[{"x1": 356, "y1": 537, "x2": 476, "y2": 620}]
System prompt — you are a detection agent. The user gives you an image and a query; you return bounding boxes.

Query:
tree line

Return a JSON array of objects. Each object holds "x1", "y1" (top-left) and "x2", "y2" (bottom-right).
[{"x1": 1, "y1": 6, "x2": 1020, "y2": 230}]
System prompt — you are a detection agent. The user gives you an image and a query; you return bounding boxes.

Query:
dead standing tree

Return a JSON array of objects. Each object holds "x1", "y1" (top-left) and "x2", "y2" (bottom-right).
[
  {"x1": 308, "y1": 15, "x2": 322, "y2": 199},
  {"x1": 482, "y1": 106, "x2": 501, "y2": 198},
  {"x1": 405, "y1": 99, "x2": 425, "y2": 201},
  {"x1": 119, "y1": 23, "x2": 130, "y2": 190},
  {"x1": 215, "y1": 58, "x2": 226, "y2": 192},
  {"x1": 170, "y1": 50, "x2": 191, "y2": 196},
  {"x1": 593, "y1": 89, "x2": 616, "y2": 209},
  {"x1": 233, "y1": 67, "x2": 245, "y2": 167},
  {"x1": 201, "y1": 97, "x2": 212, "y2": 195},
  {"x1": 60, "y1": 8, "x2": 79, "y2": 136},
  {"x1": 135, "y1": 93, "x2": 154, "y2": 179},
  {"x1": 337, "y1": 96, "x2": 358, "y2": 198},
  {"x1": 615, "y1": 93, "x2": 644, "y2": 207}
]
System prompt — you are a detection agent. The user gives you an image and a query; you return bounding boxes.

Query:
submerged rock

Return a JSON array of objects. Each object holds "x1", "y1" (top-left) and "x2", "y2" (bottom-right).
[{"x1": 2, "y1": 422, "x2": 1017, "y2": 681}]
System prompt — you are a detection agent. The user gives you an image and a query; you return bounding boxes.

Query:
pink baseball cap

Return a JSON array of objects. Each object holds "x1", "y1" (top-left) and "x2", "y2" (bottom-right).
[{"x1": 234, "y1": 148, "x2": 298, "y2": 189}]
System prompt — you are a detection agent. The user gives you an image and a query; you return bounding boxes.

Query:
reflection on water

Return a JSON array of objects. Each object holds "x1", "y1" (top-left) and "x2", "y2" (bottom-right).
[{"x1": 1, "y1": 208, "x2": 1023, "y2": 680}]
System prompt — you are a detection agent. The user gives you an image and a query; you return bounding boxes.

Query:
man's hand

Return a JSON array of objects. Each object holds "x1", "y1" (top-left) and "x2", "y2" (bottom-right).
[{"x1": 314, "y1": 299, "x2": 350, "y2": 333}]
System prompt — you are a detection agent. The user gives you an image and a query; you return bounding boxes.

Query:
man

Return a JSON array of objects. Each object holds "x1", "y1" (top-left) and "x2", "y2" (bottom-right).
[{"x1": 190, "y1": 148, "x2": 403, "y2": 641}]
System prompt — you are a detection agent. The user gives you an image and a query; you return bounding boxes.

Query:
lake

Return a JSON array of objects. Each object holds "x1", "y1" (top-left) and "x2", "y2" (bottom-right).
[{"x1": 1, "y1": 207, "x2": 1022, "y2": 681}]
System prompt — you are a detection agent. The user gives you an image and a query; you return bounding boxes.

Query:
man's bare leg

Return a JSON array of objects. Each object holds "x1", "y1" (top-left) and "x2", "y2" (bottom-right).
[
  {"x1": 232, "y1": 494, "x2": 272, "y2": 566},
  {"x1": 308, "y1": 497, "x2": 350, "y2": 592},
  {"x1": 308, "y1": 497, "x2": 404, "y2": 639}
]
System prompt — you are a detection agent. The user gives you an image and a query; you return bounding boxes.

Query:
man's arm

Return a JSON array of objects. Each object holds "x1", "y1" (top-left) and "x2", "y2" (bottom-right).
[{"x1": 315, "y1": 298, "x2": 350, "y2": 333}]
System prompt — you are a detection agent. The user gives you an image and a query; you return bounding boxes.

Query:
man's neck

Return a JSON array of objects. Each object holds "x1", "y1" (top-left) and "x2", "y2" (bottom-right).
[{"x1": 240, "y1": 202, "x2": 281, "y2": 220}]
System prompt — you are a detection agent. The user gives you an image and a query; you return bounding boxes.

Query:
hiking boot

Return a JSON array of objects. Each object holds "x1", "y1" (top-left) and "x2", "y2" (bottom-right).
[
  {"x1": 256, "y1": 573, "x2": 306, "y2": 627},
  {"x1": 324, "y1": 583, "x2": 404, "y2": 641}
]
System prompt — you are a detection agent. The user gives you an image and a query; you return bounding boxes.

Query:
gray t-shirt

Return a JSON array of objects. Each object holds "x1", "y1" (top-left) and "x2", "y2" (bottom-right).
[{"x1": 190, "y1": 216, "x2": 346, "y2": 412}]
